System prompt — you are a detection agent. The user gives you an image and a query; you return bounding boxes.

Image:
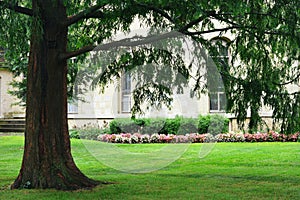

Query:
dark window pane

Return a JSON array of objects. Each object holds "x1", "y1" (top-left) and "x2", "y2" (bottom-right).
[
  {"x1": 121, "y1": 95, "x2": 131, "y2": 113},
  {"x1": 219, "y1": 93, "x2": 227, "y2": 111},
  {"x1": 121, "y1": 73, "x2": 131, "y2": 113},
  {"x1": 0, "y1": 49, "x2": 4, "y2": 64},
  {"x1": 210, "y1": 93, "x2": 218, "y2": 110}
]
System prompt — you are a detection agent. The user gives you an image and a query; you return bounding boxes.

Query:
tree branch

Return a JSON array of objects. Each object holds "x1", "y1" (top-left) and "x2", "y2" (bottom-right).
[
  {"x1": 85, "y1": 10, "x2": 104, "y2": 19},
  {"x1": 184, "y1": 26, "x2": 239, "y2": 35},
  {"x1": 65, "y1": 4, "x2": 105, "y2": 26},
  {"x1": 60, "y1": 45, "x2": 96, "y2": 60},
  {"x1": 94, "y1": 31, "x2": 181, "y2": 51},
  {"x1": 61, "y1": 29, "x2": 181, "y2": 60},
  {"x1": 179, "y1": 11, "x2": 216, "y2": 32},
  {"x1": 275, "y1": 73, "x2": 300, "y2": 86},
  {"x1": 134, "y1": 1, "x2": 175, "y2": 24},
  {"x1": 0, "y1": 1, "x2": 33, "y2": 16}
]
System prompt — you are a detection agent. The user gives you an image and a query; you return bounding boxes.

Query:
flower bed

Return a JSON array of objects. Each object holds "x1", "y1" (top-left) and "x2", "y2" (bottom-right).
[{"x1": 96, "y1": 131, "x2": 300, "y2": 144}]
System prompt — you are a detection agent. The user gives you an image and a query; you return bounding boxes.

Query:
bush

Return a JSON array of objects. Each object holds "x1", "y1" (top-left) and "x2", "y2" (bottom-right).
[
  {"x1": 99, "y1": 127, "x2": 111, "y2": 134},
  {"x1": 69, "y1": 129, "x2": 80, "y2": 139},
  {"x1": 77, "y1": 127, "x2": 101, "y2": 140},
  {"x1": 109, "y1": 118, "x2": 138, "y2": 134},
  {"x1": 177, "y1": 118, "x2": 198, "y2": 135},
  {"x1": 198, "y1": 115, "x2": 211, "y2": 134},
  {"x1": 109, "y1": 115, "x2": 229, "y2": 135},
  {"x1": 198, "y1": 115, "x2": 229, "y2": 135},
  {"x1": 159, "y1": 116, "x2": 181, "y2": 135},
  {"x1": 109, "y1": 120, "x2": 121, "y2": 134},
  {"x1": 208, "y1": 115, "x2": 229, "y2": 135},
  {"x1": 141, "y1": 118, "x2": 165, "y2": 134},
  {"x1": 110, "y1": 118, "x2": 150, "y2": 134}
]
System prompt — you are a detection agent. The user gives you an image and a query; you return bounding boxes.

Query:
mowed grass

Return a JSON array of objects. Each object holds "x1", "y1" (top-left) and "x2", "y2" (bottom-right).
[{"x1": 0, "y1": 136, "x2": 300, "y2": 200}]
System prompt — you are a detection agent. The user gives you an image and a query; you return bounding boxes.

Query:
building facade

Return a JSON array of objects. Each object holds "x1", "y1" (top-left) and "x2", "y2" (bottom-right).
[{"x1": 0, "y1": 32, "x2": 277, "y2": 132}]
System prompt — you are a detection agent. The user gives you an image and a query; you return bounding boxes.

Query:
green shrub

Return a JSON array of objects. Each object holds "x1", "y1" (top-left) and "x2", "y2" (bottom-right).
[
  {"x1": 135, "y1": 118, "x2": 150, "y2": 127},
  {"x1": 159, "y1": 116, "x2": 181, "y2": 135},
  {"x1": 141, "y1": 118, "x2": 165, "y2": 134},
  {"x1": 77, "y1": 127, "x2": 101, "y2": 140},
  {"x1": 110, "y1": 118, "x2": 149, "y2": 134},
  {"x1": 117, "y1": 118, "x2": 139, "y2": 133},
  {"x1": 99, "y1": 127, "x2": 111, "y2": 134},
  {"x1": 109, "y1": 120, "x2": 122, "y2": 134},
  {"x1": 177, "y1": 117, "x2": 198, "y2": 135},
  {"x1": 69, "y1": 129, "x2": 80, "y2": 139},
  {"x1": 198, "y1": 115, "x2": 211, "y2": 134},
  {"x1": 109, "y1": 115, "x2": 229, "y2": 135},
  {"x1": 208, "y1": 114, "x2": 229, "y2": 135},
  {"x1": 198, "y1": 115, "x2": 229, "y2": 134}
]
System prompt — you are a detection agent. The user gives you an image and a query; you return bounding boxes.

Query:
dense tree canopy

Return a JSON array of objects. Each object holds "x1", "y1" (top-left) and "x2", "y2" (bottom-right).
[
  {"x1": 1, "y1": 0, "x2": 299, "y2": 132},
  {"x1": 0, "y1": 0, "x2": 299, "y2": 190}
]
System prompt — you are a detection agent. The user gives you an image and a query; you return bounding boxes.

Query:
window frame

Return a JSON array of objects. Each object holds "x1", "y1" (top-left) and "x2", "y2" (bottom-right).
[
  {"x1": 120, "y1": 72, "x2": 132, "y2": 113},
  {"x1": 208, "y1": 37, "x2": 230, "y2": 113},
  {"x1": 209, "y1": 91, "x2": 226, "y2": 113},
  {"x1": 0, "y1": 49, "x2": 5, "y2": 66}
]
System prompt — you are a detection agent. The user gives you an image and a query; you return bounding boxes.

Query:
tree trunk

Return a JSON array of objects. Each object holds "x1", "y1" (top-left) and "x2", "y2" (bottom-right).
[{"x1": 11, "y1": 1, "x2": 99, "y2": 190}]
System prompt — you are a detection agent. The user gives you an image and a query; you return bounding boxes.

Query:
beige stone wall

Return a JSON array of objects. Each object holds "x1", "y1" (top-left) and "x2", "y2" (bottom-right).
[
  {"x1": 229, "y1": 116, "x2": 281, "y2": 133},
  {"x1": 67, "y1": 82, "x2": 120, "y2": 120},
  {"x1": 0, "y1": 69, "x2": 25, "y2": 118},
  {"x1": 68, "y1": 118, "x2": 113, "y2": 129}
]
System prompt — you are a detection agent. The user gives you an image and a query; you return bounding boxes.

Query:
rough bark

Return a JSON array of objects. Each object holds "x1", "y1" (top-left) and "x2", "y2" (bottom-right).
[{"x1": 11, "y1": 1, "x2": 100, "y2": 190}]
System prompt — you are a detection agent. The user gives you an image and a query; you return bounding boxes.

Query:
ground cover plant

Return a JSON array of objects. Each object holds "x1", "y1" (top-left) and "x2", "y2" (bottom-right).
[{"x1": 0, "y1": 135, "x2": 300, "y2": 199}]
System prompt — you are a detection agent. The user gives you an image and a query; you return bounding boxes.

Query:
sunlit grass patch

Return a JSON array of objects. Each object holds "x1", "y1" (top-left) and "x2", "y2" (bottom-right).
[{"x1": 0, "y1": 136, "x2": 300, "y2": 199}]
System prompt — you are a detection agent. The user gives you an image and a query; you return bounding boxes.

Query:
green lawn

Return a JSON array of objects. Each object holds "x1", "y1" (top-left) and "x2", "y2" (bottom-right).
[{"x1": 0, "y1": 136, "x2": 300, "y2": 199}]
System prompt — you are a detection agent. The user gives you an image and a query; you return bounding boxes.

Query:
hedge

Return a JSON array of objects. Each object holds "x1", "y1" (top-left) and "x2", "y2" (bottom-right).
[{"x1": 108, "y1": 115, "x2": 229, "y2": 135}]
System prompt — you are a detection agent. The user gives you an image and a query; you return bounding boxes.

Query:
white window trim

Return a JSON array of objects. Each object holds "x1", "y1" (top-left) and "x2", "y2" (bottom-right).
[
  {"x1": 120, "y1": 73, "x2": 132, "y2": 113},
  {"x1": 209, "y1": 92, "x2": 226, "y2": 113},
  {"x1": 68, "y1": 103, "x2": 78, "y2": 114}
]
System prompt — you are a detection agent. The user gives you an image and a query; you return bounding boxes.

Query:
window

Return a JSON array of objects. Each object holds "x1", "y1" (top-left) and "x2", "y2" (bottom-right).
[
  {"x1": 67, "y1": 58, "x2": 79, "y2": 114},
  {"x1": 0, "y1": 49, "x2": 4, "y2": 66},
  {"x1": 121, "y1": 73, "x2": 131, "y2": 113},
  {"x1": 68, "y1": 103, "x2": 78, "y2": 114},
  {"x1": 211, "y1": 38, "x2": 229, "y2": 71},
  {"x1": 67, "y1": 85, "x2": 78, "y2": 114},
  {"x1": 209, "y1": 38, "x2": 229, "y2": 112},
  {"x1": 209, "y1": 92, "x2": 226, "y2": 112}
]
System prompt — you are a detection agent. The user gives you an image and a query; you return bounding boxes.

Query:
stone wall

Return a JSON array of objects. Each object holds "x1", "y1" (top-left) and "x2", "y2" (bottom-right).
[{"x1": 0, "y1": 69, "x2": 25, "y2": 118}]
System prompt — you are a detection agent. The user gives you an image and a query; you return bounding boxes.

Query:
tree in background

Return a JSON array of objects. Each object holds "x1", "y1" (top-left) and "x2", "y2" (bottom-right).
[{"x1": 0, "y1": 0, "x2": 298, "y2": 190}]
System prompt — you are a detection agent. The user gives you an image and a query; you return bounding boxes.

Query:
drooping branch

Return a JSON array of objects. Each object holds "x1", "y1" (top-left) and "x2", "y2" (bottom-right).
[
  {"x1": 94, "y1": 31, "x2": 181, "y2": 51},
  {"x1": 276, "y1": 73, "x2": 300, "y2": 86},
  {"x1": 0, "y1": 1, "x2": 33, "y2": 16},
  {"x1": 65, "y1": 4, "x2": 105, "y2": 27},
  {"x1": 133, "y1": 1, "x2": 175, "y2": 24},
  {"x1": 213, "y1": 13, "x2": 298, "y2": 36},
  {"x1": 84, "y1": 10, "x2": 104, "y2": 19},
  {"x1": 60, "y1": 44, "x2": 96, "y2": 60},
  {"x1": 179, "y1": 11, "x2": 216, "y2": 32},
  {"x1": 184, "y1": 26, "x2": 239, "y2": 35},
  {"x1": 61, "y1": 31, "x2": 183, "y2": 60}
]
